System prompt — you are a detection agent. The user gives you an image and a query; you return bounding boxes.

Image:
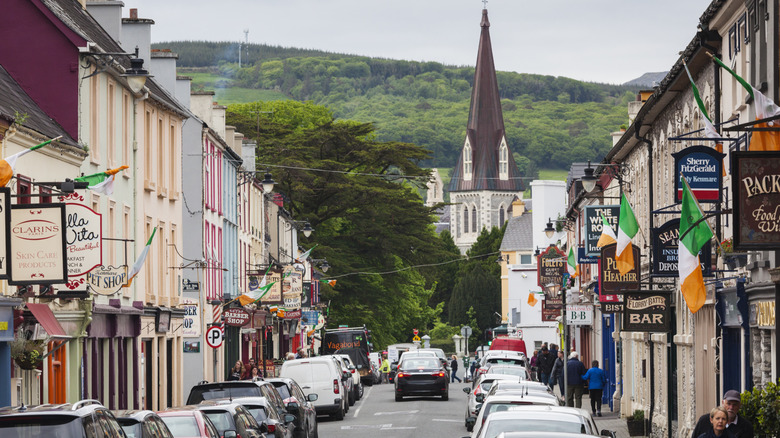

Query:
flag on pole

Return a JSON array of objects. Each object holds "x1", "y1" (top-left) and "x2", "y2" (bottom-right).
[
  {"x1": 75, "y1": 165, "x2": 129, "y2": 195},
  {"x1": 125, "y1": 227, "x2": 156, "y2": 287},
  {"x1": 320, "y1": 278, "x2": 337, "y2": 287},
  {"x1": 567, "y1": 246, "x2": 579, "y2": 278},
  {"x1": 296, "y1": 244, "x2": 318, "y2": 262},
  {"x1": 237, "y1": 281, "x2": 277, "y2": 306},
  {"x1": 527, "y1": 292, "x2": 538, "y2": 307},
  {"x1": 711, "y1": 54, "x2": 780, "y2": 151},
  {"x1": 0, "y1": 136, "x2": 60, "y2": 187},
  {"x1": 596, "y1": 213, "x2": 617, "y2": 248},
  {"x1": 678, "y1": 174, "x2": 714, "y2": 313},
  {"x1": 682, "y1": 60, "x2": 719, "y2": 139},
  {"x1": 616, "y1": 192, "x2": 639, "y2": 275}
]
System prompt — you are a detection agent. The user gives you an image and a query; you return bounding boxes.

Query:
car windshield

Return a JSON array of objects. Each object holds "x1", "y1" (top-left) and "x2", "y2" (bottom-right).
[
  {"x1": 488, "y1": 367, "x2": 527, "y2": 378},
  {"x1": 245, "y1": 407, "x2": 268, "y2": 423},
  {"x1": 201, "y1": 411, "x2": 234, "y2": 435},
  {"x1": 480, "y1": 381, "x2": 495, "y2": 391},
  {"x1": 0, "y1": 416, "x2": 82, "y2": 438},
  {"x1": 272, "y1": 384, "x2": 291, "y2": 400},
  {"x1": 483, "y1": 418, "x2": 586, "y2": 437},
  {"x1": 160, "y1": 416, "x2": 200, "y2": 437},
  {"x1": 487, "y1": 358, "x2": 524, "y2": 366},
  {"x1": 399, "y1": 358, "x2": 440, "y2": 370},
  {"x1": 189, "y1": 386, "x2": 262, "y2": 403},
  {"x1": 119, "y1": 422, "x2": 143, "y2": 438}
]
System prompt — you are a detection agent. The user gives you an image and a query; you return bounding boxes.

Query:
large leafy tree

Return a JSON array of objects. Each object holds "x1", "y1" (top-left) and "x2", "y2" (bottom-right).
[{"x1": 227, "y1": 100, "x2": 457, "y2": 347}]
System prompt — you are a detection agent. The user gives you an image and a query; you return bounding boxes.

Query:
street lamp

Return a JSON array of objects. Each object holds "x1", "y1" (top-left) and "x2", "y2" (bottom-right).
[
  {"x1": 579, "y1": 160, "x2": 631, "y2": 195},
  {"x1": 121, "y1": 48, "x2": 153, "y2": 94},
  {"x1": 261, "y1": 169, "x2": 276, "y2": 193},
  {"x1": 496, "y1": 254, "x2": 509, "y2": 264},
  {"x1": 580, "y1": 162, "x2": 598, "y2": 194},
  {"x1": 301, "y1": 222, "x2": 313, "y2": 238}
]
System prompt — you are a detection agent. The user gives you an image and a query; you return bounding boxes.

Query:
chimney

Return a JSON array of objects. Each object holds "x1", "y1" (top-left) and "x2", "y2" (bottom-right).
[
  {"x1": 512, "y1": 199, "x2": 526, "y2": 218},
  {"x1": 129, "y1": 8, "x2": 138, "y2": 19}
]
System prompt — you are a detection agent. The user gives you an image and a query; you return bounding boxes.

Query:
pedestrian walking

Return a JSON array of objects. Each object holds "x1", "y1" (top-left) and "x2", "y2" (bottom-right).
[
  {"x1": 529, "y1": 351, "x2": 539, "y2": 381},
  {"x1": 380, "y1": 354, "x2": 390, "y2": 383},
  {"x1": 469, "y1": 354, "x2": 479, "y2": 381},
  {"x1": 691, "y1": 390, "x2": 753, "y2": 438},
  {"x1": 227, "y1": 360, "x2": 243, "y2": 381},
  {"x1": 549, "y1": 350, "x2": 565, "y2": 396},
  {"x1": 565, "y1": 351, "x2": 586, "y2": 408},
  {"x1": 537, "y1": 346, "x2": 555, "y2": 386},
  {"x1": 696, "y1": 407, "x2": 736, "y2": 438},
  {"x1": 581, "y1": 360, "x2": 608, "y2": 416},
  {"x1": 450, "y1": 355, "x2": 462, "y2": 383}
]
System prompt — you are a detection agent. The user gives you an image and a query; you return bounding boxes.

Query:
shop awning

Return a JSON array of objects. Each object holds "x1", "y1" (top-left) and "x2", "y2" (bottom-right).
[{"x1": 26, "y1": 303, "x2": 68, "y2": 339}]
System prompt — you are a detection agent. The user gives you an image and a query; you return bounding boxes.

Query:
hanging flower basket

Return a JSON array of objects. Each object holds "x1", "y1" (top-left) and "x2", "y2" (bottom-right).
[
  {"x1": 10, "y1": 333, "x2": 46, "y2": 371},
  {"x1": 14, "y1": 351, "x2": 43, "y2": 370}
]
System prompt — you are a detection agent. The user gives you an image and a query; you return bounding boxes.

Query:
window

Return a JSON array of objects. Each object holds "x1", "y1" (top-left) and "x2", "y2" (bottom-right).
[
  {"x1": 499, "y1": 206, "x2": 505, "y2": 225},
  {"x1": 158, "y1": 221, "x2": 165, "y2": 300},
  {"x1": 108, "y1": 80, "x2": 115, "y2": 167},
  {"x1": 472, "y1": 205, "x2": 477, "y2": 232},
  {"x1": 90, "y1": 75, "x2": 100, "y2": 164},
  {"x1": 463, "y1": 140, "x2": 472, "y2": 180},
  {"x1": 521, "y1": 254, "x2": 532, "y2": 264},
  {"x1": 144, "y1": 110, "x2": 153, "y2": 190},
  {"x1": 145, "y1": 219, "x2": 153, "y2": 299},
  {"x1": 122, "y1": 92, "x2": 130, "y2": 177},
  {"x1": 463, "y1": 206, "x2": 469, "y2": 233},
  {"x1": 158, "y1": 118, "x2": 166, "y2": 196},
  {"x1": 109, "y1": 201, "x2": 116, "y2": 265},
  {"x1": 170, "y1": 225, "x2": 177, "y2": 302},
  {"x1": 499, "y1": 139, "x2": 509, "y2": 179},
  {"x1": 169, "y1": 122, "x2": 177, "y2": 199},
  {"x1": 16, "y1": 175, "x2": 31, "y2": 205}
]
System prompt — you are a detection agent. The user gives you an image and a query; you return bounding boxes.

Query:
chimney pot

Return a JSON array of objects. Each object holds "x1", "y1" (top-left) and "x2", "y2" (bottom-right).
[{"x1": 129, "y1": 8, "x2": 138, "y2": 19}]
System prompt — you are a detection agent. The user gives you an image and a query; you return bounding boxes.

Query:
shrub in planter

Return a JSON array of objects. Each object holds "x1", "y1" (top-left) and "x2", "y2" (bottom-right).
[
  {"x1": 740, "y1": 382, "x2": 780, "y2": 437},
  {"x1": 626, "y1": 409, "x2": 646, "y2": 436}
]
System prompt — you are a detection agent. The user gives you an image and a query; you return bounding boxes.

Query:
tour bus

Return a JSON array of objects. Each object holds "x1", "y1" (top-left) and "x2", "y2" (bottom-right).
[{"x1": 321, "y1": 326, "x2": 374, "y2": 385}]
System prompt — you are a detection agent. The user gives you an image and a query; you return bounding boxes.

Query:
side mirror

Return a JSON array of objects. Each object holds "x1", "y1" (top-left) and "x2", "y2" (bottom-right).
[
  {"x1": 224, "y1": 430, "x2": 238, "y2": 438},
  {"x1": 348, "y1": 365, "x2": 356, "y2": 371},
  {"x1": 601, "y1": 430, "x2": 617, "y2": 438},
  {"x1": 342, "y1": 371, "x2": 351, "y2": 380},
  {"x1": 462, "y1": 387, "x2": 470, "y2": 394},
  {"x1": 258, "y1": 423, "x2": 268, "y2": 434},
  {"x1": 475, "y1": 393, "x2": 485, "y2": 403},
  {"x1": 284, "y1": 414, "x2": 296, "y2": 424},
  {"x1": 465, "y1": 417, "x2": 477, "y2": 428},
  {"x1": 286, "y1": 402, "x2": 300, "y2": 413},
  {"x1": 307, "y1": 393, "x2": 318, "y2": 402}
]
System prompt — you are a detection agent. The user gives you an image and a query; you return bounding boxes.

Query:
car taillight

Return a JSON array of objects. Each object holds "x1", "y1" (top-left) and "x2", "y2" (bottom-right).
[
  {"x1": 396, "y1": 372, "x2": 406, "y2": 378},
  {"x1": 433, "y1": 371, "x2": 445, "y2": 377},
  {"x1": 474, "y1": 387, "x2": 481, "y2": 396},
  {"x1": 351, "y1": 369, "x2": 356, "y2": 373},
  {"x1": 333, "y1": 379, "x2": 340, "y2": 394},
  {"x1": 266, "y1": 424, "x2": 276, "y2": 433}
]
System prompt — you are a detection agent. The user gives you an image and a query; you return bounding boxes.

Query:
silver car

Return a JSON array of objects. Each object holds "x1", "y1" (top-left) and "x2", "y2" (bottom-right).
[{"x1": 470, "y1": 406, "x2": 615, "y2": 438}]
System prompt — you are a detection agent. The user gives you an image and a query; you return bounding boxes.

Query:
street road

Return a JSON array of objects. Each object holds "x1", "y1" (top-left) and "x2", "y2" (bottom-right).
[{"x1": 317, "y1": 380, "x2": 472, "y2": 437}]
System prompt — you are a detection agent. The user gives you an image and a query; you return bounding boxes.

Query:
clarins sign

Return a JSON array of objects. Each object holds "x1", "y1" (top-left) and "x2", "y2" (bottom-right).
[
  {"x1": 732, "y1": 151, "x2": 780, "y2": 249},
  {"x1": 9, "y1": 204, "x2": 67, "y2": 285}
]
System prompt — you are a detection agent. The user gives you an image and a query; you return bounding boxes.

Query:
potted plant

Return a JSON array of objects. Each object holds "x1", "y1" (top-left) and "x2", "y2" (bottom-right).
[
  {"x1": 10, "y1": 332, "x2": 46, "y2": 370},
  {"x1": 626, "y1": 409, "x2": 645, "y2": 436},
  {"x1": 718, "y1": 238, "x2": 748, "y2": 269}
]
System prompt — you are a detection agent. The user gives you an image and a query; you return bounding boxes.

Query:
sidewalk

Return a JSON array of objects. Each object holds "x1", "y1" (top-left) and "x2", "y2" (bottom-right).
[{"x1": 578, "y1": 392, "x2": 632, "y2": 438}]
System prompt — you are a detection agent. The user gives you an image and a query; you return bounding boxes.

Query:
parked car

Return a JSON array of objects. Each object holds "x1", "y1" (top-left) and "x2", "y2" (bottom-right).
[
  {"x1": 266, "y1": 377, "x2": 319, "y2": 438},
  {"x1": 187, "y1": 381, "x2": 269, "y2": 405},
  {"x1": 334, "y1": 353, "x2": 363, "y2": 402},
  {"x1": 394, "y1": 356, "x2": 449, "y2": 401},
  {"x1": 230, "y1": 397, "x2": 296, "y2": 438},
  {"x1": 196, "y1": 399, "x2": 267, "y2": 438},
  {"x1": 482, "y1": 364, "x2": 530, "y2": 380},
  {"x1": 368, "y1": 352, "x2": 382, "y2": 383},
  {"x1": 489, "y1": 336, "x2": 528, "y2": 356},
  {"x1": 0, "y1": 399, "x2": 125, "y2": 438},
  {"x1": 463, "y1": 373, "x2": 526, "y2": 428},
  {"x1": 470, "y1": 406, "x2": 614, "y2": 438},
  {"x1": 484, "y1": 380, "x2": 555, "y2": 399},
  {"x1": 467, "y1": 393, "x2": 562, "y2": 432},
  {"x1": 476, "y1": 354, "x2": 528, "y2": 378},
  {"x1": 114, "y1": 410, "x2": 174, "y2": 438},
  {"x1": 158, "y1": 407, "x2": 220, "y2": 438},
  {"x1": 279, "y1": 356, "x2": 350, "y2": 420}
]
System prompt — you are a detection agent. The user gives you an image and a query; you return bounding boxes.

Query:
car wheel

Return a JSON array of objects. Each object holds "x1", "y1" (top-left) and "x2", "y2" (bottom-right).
[
  {"x1": 442, "y1": 391, "x2": 449, "y2": 401},
  {"x1": 348, "y1": 389, "x2": 355, "y2": 406},
  {"x1": 357, "y1": 382, "x2": 364, "y2": 400},
  {"x1": 331, "y1": 405, "x2": 345, "y2": 421},
  {"x1": 395, "y1": 392, "x2": 403, "y2": 402},
  {"x1": 466, "y1": 422, "x2": 474, "y2": 432}
]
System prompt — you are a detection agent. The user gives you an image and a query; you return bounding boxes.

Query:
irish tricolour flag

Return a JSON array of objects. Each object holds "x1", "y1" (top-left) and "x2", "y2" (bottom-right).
[
  {"x1": 678, "y1": 174, "x2": 714, "y2": 314},
  {"x1": 125, "y1": 227, "x2": 156, "y2": 288},
  {"x1": 616, "y1": 193, "x2": 639, "y2": 275},
  {"x1": 596, "y1": 213, "x2": 617, "y2": 248}
]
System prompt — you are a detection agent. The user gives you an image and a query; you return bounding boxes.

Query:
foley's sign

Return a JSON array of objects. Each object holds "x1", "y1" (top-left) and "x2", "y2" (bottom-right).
[
  {"x1": 623, "y1": 292, "x2": 671, "y2": 332},
  {"x1": 537, "y1": 246, "x2": 566, "y2": 291},
  {"x1": 86, "y1": 265, "x2": 127, "y2": 295},
  {"x1": 732, "y1": 151, "x2": 780, "y2": 249},
  {"x1": 583, "y1": 205, "x2": 619, "y2": 257},
  {"x1": 673, "y1": 146, "x2": 725, "y2": 203},
  {"x1": 0, "y1": 188, "x2": 10, "y2": 279},
  {"x1": 9, "y1": 204, "x2": 67, "y2": 285}
]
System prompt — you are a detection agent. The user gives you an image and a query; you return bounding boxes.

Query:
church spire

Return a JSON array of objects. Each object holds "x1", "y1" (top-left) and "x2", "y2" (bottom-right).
[{"x1": 449, "y1": 7, "x2": 524, "y2": 193}]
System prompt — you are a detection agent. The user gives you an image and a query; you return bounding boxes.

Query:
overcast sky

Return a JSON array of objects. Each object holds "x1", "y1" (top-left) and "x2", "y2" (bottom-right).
[{"x1": 124, "y1": 0, "x2": 713, "y2": 85}]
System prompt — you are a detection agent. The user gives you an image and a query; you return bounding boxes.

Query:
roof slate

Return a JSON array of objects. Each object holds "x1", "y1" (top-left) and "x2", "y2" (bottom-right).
[{"x1": 500, "y1": 212, "x2": 533, "y2": 251}]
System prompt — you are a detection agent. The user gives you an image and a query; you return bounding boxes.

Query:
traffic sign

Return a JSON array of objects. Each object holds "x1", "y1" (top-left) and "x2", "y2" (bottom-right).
[
  {"x1": 413, "y1": 328, "x2": 418, "y2": 335},
  {"x1": 412, "y1": 335, "x2": 421, "y2": 342},
  {"x1": 461, "y1": 325, "x2": 472, "y2": 338},
  {"x1": 206, "y1": 326, "x2": 223, "y2": 348}
]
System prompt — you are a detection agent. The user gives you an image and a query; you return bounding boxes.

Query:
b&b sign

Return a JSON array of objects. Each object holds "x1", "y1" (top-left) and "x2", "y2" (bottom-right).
[{"x1": 566, "y1": 304, "x2": 593, "y2": 326}]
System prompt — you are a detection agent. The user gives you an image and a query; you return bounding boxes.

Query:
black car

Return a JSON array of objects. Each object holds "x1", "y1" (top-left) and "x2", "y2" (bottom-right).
[
  {"x1": 187, "y1": 381, "x2": 268, "y2": 405},
  {"x1": 394, "y1": 356, "x2": 449, "y2": 401},
  {"x1": 0, "y1": 399, "x2": 126, "y2": 438},
  {"x1": 196, "y1": 400, "x2": 267, "y2": 438},
  {"x1": 114, "y1": 410, "x2": 174, "y2": 438},
  {"x1": 266, "y1": 377, "x2": 319, "y2": 438}
]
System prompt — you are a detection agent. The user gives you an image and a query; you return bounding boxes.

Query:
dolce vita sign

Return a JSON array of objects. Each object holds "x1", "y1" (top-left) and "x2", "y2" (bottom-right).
[{"x1": 9, "y1": 204, "x2": 67, "y2": 285}]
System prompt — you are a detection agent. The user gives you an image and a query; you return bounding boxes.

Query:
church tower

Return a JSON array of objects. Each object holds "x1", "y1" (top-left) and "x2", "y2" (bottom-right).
[{"x1": 449, "y1": 7, "x2": 525, "y2": 254}]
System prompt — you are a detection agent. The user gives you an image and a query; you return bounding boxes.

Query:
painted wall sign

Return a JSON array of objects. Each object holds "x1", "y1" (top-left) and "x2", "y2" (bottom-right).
[
  {"x1": 223, "y1": 308, "x2": 250, "y2": 327},
  {"x1": 0, "y1": 188, "x2": 11, "y2": 280},
  {"x1": 623, "y1": 292, "x2": 671, "y2": 332},
  {"x1": 651, "y1": 219, "x2": 712, "y2": 277},
  {"x1": 86, "y1": 265, "x2": 127, "y2": 295},
  {"x1": 566, "y1": 304, "x2": 593, "y2": 325},
  {"x1": 282, "y1": 265, "x2": 303, "y2": 309},
  {"x1": 732, "y1": 151, "x2": 780, "y2": 249},
  {"x1": 583, "y1": 205, "x2": 619, "y2": 257},
  {"x1": 673, "y1": 146, "x2": 725, "y2": 203},
  {"x1": 9, "y1": 204, "x2": 67, "y2": 285}
]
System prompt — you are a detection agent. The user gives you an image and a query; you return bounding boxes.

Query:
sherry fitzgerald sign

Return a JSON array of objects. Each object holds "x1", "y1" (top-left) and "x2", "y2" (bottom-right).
[
  {"x1": 732, "y1": 151, "x2": 780, "y2": 249},
  {"x1": 9, "y1": 204, "x2": 67, "y2": 285},
  {"x1": 674, "y1": 146, "x2": 725, "y2": 203}
]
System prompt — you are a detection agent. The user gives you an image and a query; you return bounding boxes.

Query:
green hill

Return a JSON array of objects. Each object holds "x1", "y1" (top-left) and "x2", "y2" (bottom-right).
[{"x1": 157, "y1": 41, "x2": 638, "y2": 170}]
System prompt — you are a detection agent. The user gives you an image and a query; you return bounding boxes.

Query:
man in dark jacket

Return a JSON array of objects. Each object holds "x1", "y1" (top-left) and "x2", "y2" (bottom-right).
[
  {"x1": 549, "y1": 350, "x2": 565, "y2": 397},
  {"x1": 565, "y1": 351, "x2": 587, "y2": 408},
  {"x1": 536, "y1": 346, "x2": 555, "y2": 386},
  {"x1": 691, "y1": 390, "x2": 754, "y2": 438}
]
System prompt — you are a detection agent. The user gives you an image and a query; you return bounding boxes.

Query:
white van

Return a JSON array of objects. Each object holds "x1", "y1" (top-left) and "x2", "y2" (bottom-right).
[{"x1": 279, "y1": 357, "x2": 350, "y2": 420}]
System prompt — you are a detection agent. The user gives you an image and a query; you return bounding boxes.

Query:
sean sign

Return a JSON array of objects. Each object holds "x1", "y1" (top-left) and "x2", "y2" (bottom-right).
[
  {"x1": 223, "y1": 308, "x2": 250, "y2": 327},
  {"x1": 651, "y1": 219, "x2": 711, "y2": 277},
  {"x1": 9, "y1": 204, "x2": 67, "y2": 285},
  {"x1": 732, "y1": 151, "x2": 780, "y2": 249}
]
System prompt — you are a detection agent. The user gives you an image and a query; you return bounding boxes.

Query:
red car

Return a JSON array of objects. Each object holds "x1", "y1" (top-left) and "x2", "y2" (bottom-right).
[{"x1": 158, "y1": 406, "x2": 220, "y2": 438}]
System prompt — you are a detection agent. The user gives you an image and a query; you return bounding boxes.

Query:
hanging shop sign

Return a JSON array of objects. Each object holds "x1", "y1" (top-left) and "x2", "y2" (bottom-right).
[
  {"x1": 0, "y1": 188, "x2": 11, "y2": 280},
  {"x1": 181, "y1": 299, "x2": 200, "y2": 337},
  {"x1": 281, "y1": 309, "x2": 302, "y2": 320},
  {"x1": 86, "y1": 265, "x2": 128, "y2": 295},
  {"x1": 578, "y1": 247, "x2": 598, "y2": 265},
  {"x1": 598, "y1": 243, "x2": 640, "y2": 313},
  {"x1": 583, "y1": 205, "x2": 619, "y2": 257},
  {"x1": 282, "y1": 265, "x2": 303, "y2": 309},
  {"x1": 260, "y1": 270, "x2": 283, "y2": 305},
  {"x1": 64, "y1": 203, "x2": 102, "y2": 277},
  {"x1": 749, "y1": 300, "x2": 775, "y2": 328},
  {"x1": 566, "y1": 304, "x2": 593, "y2": 326},
  {"x1": 673, "y1": 146, "x2": 725, "y2": 203},
  {"x1": 302, "y1": 310, "x2": 319, "y2": 325},
  {"x1": 9, "y1": 204, "x2": 67, "y2": 285},
  {"x1": 223, "y1": 308, "x2": 250, "y2": 327},
  {"x1": 651, "y1": 218, "x2": 711, "y2": 277},
  {"x1": 537, "y1": 246, "x2": 566, "y2": 291},
  {"x1": 623, "y1": 292, "x2": 671, "y2": 332},
  {"x1": 732, "y1": 151, "x2": 780, "y2": 249},
  {"x1": 156, "y1": 308, "x2": 171, "y2": 333}
]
